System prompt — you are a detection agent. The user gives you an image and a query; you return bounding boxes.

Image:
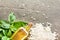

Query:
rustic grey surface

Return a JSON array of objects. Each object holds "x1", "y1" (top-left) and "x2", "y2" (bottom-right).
[{"x1": 0, "y1": 0, "x2": 60, "y2": 40}]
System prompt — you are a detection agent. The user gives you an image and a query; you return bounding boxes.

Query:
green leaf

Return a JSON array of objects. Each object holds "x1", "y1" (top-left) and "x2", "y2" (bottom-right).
[
  {"x1": 10, "y1": 21, "x2": 27, "y2": 32},
  {"x1": 13, "y1": 21, "x2": 27, "y2": 29},
  {"x1": 0, "y1": 34, "x2": 3, "y2": 40},
  {"x1": 7, "y1": 30, "x2": 12, "y2": 37},
  {"x1": 1, "y1": 21, "x2": 10, "y2": 29},
  {"x1": 0, "y1": 34, "x2": 3, "y2": 38},
  {"x1": 0, "y1": 28, "x2": 3, "y2": 31},
  {"x1": 3, "y1": 30, "x2": 6, "y2": 36},
  {"x1": 2, "y1": 36, "x2": 10, "y2": 40},
  {"x1": 10, "y1": 25, "x2": 17, "y2": 32},
  {"x1": 8, "y1": 12, "x2": 16, "y2": 24}
]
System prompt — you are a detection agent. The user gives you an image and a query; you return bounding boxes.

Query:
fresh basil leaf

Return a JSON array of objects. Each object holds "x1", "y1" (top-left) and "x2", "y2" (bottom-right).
[
  {"x1": 0, "y1": 34, "x2": 3, "y2": 38},
  {"x1": 0, "y1": 34, "x2": 3, "y2": 40},
  {"x1": 0, "y1": 28, "x2": 3, "y2": 31},
  {"x1": 10, "y1": 25, "x2": 17, "y2": 32},
  {"x1": 1, "y1": 21, "x2": 10, "y2": 29},
  {"x1": 3, "y1": 30, "x2": 6, "y2": 36},
  {"x1": 7, "y1": 30, "x2": 12, "y2": 37},
  {"x1": 13, "y1": 21, "x2": 27, "y2": 29},
  {"x1": 10, "y1": 21, "x2": 27, "y2": 32},
  {"x1": 2, "y1": 36, "x2": 10, "y2": 40},
  {"x1": 8, "y1": 12, "x2": 16, "y2": 24}
]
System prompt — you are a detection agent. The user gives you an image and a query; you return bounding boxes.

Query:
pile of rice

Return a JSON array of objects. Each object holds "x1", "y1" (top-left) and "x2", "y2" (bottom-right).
[{"x1": 28, "y1": 23, "x2": 58, "y2": 40}]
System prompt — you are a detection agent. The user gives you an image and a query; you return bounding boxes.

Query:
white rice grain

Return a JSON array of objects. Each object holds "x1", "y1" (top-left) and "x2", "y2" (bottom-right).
[{"x1": 28, "y1": 23, "x2": 58, "y2": 40}]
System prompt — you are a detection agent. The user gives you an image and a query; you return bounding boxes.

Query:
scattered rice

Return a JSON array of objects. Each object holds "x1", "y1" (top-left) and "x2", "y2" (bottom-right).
[{"x1": 28, "y1": 23, "x2": 58, "y2": 40}]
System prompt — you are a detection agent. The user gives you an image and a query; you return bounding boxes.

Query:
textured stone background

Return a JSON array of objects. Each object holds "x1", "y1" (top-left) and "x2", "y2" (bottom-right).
[{"x1": 0, "y1": 0, "x2": 60, "y2": 40}]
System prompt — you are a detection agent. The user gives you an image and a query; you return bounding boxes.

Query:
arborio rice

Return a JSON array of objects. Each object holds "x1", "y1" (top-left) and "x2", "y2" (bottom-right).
[{"x1": 28, "y1": 23, "x2": 58, "y2": 40}]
